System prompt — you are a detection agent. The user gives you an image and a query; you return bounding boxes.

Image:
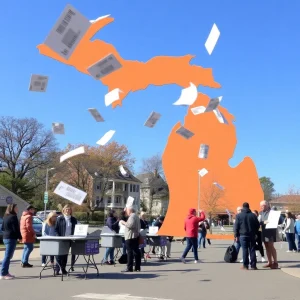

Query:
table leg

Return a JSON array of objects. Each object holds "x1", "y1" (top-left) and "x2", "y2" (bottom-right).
[{"x1": 67, "y1": 255, "x2": 79, "y2": 275}]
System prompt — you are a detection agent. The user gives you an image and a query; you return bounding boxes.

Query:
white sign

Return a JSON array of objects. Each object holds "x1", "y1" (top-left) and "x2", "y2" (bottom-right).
[
  {"x1": 119, "y1": 165, "x2": 127, "y2": 176},
  {"x1": 191, "y1": 106, "x2": 206, "y2": 115},
  {"x1": 144, "y1": 111, "x2": 161, "y2": 128},
  {"x1": 88, "y1": 54, "x2": 122, "y2": 80},
  {"x1": 198, "y1": 168, "x2": 208, "y2": 177},
  {"x1": 54, "y1": 181, "x2": 87, "y2": 205},
  {"x1": 176, "y1": 126, "x2": 195, "y2": 139},
  {"x1": 60, "y1": 146, "x2": 86, "y2": 163},
  {"x1": 96, "y1": 130, "x2": 115, "y2": 146},
  {"x1": 126, "y1": 196, "x2": 134, "y2": 208},
  {"x1": 74, "y1": 224, "x2": 88, "y2": 236},
  {"x1": 266, "y1": 210, "x2": 281, "y2": 229},
  {"x1": 44, "y1": 4, "x2": 91, "y2": 59},
  {"x1": 105, "y1": 88, "x2": 123, "y2": 107},
  {"x1": 148, "y1": 226, "x2": 159, "y2": 235},
  {"x1": 173, "y1": 82, "x2": 198, "y2": 106},
  {"x1": 29, "y1": 74, "x2": 49, "y2": 92},
  {"x1": 52, "y1": 123, "x2": 65, "y2": 134},
  {"x1": 88, "y1": 108, "x2": 105, "y2": 122}
]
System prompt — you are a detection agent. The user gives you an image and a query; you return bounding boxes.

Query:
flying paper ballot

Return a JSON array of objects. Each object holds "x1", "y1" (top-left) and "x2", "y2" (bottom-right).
[
  {"x1": 119, "y1": 165, "x2": 127, "y2": 176},
  {"x1": 213, "y1": 108, "x2": 228, "y2": 124},
  {"x1": 90, "y1": 14, "x2": 111, "y2": 23},
  {"x1": 144, "y1": 111, "x2": 161, "y2": 128},
  {"x1": 176, "y1": 126, "x2": 195, "y2": 139},
  {"x1": 54, "y1": 181, "x2": 87, "y2": 205},
  {"x1": 88, "y1": 53, "x2": 122, "y2": 80},
  {"x1": 199, "y1": 144, "x2": 209, "y2": 159},
  {"x1": 213, "y1": 182, "x2": 224, "y2": 190},
  {"x1": 205, "y1": 23, "x2": 220, "y2": 55},
  {"x1": 126, "y1": 196, "x2": 135, "y2": 208},
  {"x1": 88, "y1": 108, "x2": 105, "y2": 122},
  {"x1": 96, "y1": 130, "x2": 115, "y2": 146},
  {"x1": 173, "y1": 82, "x2": 198, "y2": 106},
  {"x1": 205, "y1": 96, "x2": 222, "y2": 112},
  {"x1": 29, "y1": 74, "x2": 49, "y2": 92},
  {"x1": 191, "y1": 106, "x2": 206, "y2": 115},
  {"x1": 43, "y1": 4, "x2": 91, "y2": 59},
  {"x1": 60, "y1": 146, "x2": 86, "y2": 163},
  {"x1": 104, "y1": 88, "x2": 123, "y2": 107},
  {"x1": 199, "y1": 168, "x2": 208, "y2": 177},
  {"x1": 52, "y1": 123, "x2": 65, "y2": 134}
]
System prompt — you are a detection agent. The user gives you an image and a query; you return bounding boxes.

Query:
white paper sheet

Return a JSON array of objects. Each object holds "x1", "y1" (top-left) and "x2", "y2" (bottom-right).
[
  {"x1": 88, "y1": 53, "x2": 122, "y2": 80},
  {"x1": 104, "y1": 88, "x2": 123, "y2": 107},
  {"x1": 43, "y1": 4, "x2": 91, "y2": 59},
  {"x1": 205, "y1": 23, "x2": 220, "y2": 55},
  {"x1": 213, "y1": 108, "x2": 228, "y2": 124},
  {"x1": 205, "y1": 96, "x2": 222, "y2": 112},
  {"x1": 266, "y1": 210, "x2": 281, "y2": 229},
  {"x1": 191, "y1": 106, "x2": 206, "y2": 115},
  {"x1": 126, "y1": 196, "x2": 134, "y2": 208},
  {"x1": 119, "y1": 165, "x2": 127, "y2": 176},
  {"x1": 54, "y1": 181, "x2": 87, "y2": 205},
  {"x1": 173, "y1": 82, "x2": 198, "y2": 106},
  {"x1": 149, "y1": 226, "x2": 159, "y2": 235},
  {"x1": 176, "y1": 126, "x2": 195, "y2": 139},
  {"x1": 60, "y1": 146, "x2": 86, "y2": 163},
  {"x1": 144, "y1": 111, "x2": 161, "y2": 128},
  {"x1": 96, "y1": 130, "x2": 115, "y2": 146},
  {"x1": 52, "y1": 123, "x2": 65, "y2": 134},
  {"x1": 74, "y1": 224, "x2": 89, "y2": 236},
  {"x1": 198, "y1": 168, "x2": 208, "y2": 177},
  {"x1": 90, "y1": 14, "x2": 111, "y2": 23},
  {"x1": 29, "y1": 74, "x2": 49, "y2": 92},
  {"x1": 88, "y1": 108, "x2": 105, "y2": 122},
  {"x1": 213, "y1": 182, "x2": 224, "y2": 190}
]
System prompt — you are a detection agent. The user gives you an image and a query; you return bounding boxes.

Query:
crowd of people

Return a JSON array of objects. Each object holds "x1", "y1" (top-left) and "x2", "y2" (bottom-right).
[{"x1": 1, "y1": 199, "x2": 299, "y2": 279}]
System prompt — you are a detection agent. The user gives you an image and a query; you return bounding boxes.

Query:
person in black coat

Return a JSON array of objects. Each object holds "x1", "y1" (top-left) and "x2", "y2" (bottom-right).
[
  {"x1": 55, "y1": 205, "x2": 77, "y2": 275},
  {"x1": 139, "y1": 212, "x2": 149, "y2": 258},
  {"x1": 1, "y1": 204, "x2": 22, "y2": 279},
  {"x1": 102, "y1": 210, "x2": 119, "y2": 264}
]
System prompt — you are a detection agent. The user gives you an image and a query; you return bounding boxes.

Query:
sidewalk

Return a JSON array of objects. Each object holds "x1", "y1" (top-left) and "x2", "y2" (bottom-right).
[{"x1": 0, "y1": 248, "x2": 40, "y2": 261}]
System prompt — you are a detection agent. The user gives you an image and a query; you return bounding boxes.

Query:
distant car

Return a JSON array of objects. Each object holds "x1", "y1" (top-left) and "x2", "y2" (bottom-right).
[{"x1": 36, "y1": 210, "x2": 62, "y2": 221}]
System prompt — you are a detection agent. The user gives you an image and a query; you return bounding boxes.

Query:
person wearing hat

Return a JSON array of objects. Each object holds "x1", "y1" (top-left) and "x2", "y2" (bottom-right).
[
  {"x1": 119, "y1": 201, "x2": 141, "y2": 272},
  {"x1": 20, "y1": 205, "x2": 37, "y2": 268},
  {"x1": 180, "y1": 208, "x2": 205, "y2": 264}
]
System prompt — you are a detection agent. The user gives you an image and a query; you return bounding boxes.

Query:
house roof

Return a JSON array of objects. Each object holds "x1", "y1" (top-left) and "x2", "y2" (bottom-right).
[
  {"x1": 270, "y1": 195, "x2": 300, "y2": 204},
  {"x1": 136, "y1": 173, "x2": 166, "y2": 187},
  {"x1": 0, "y1": 184, "x2": 30, "y2": 207}
]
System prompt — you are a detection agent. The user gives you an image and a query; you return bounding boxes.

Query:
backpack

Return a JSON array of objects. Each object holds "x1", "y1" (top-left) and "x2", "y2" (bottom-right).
[
  {"x1": 224, "y1": 244, "x2": 238, "y2": 263},
  {"x1": 118, "y1": 254, "x2": 128, "y2": 264}
]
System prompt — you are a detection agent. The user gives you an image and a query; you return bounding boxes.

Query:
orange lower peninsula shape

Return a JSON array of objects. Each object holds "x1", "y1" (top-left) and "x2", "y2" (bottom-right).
[{"x1": 37, "y1": 14, "x2": 263, "y2": 238}]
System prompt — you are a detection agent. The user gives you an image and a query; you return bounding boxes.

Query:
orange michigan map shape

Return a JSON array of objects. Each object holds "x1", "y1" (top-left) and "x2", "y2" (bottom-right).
[{"x1": 37, "y1": 15, "x2": 263, "y2": 238}]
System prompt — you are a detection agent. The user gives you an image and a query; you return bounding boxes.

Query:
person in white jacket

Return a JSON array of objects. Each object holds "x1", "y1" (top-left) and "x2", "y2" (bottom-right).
[{"x1": 283, "y1": 212, "x2": 297, "y2": 252}]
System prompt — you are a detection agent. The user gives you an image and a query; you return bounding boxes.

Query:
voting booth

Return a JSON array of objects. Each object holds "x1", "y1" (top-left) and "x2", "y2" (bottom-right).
[{"x1": 100, "y1": 226, "x2": 123, "y2": 248}]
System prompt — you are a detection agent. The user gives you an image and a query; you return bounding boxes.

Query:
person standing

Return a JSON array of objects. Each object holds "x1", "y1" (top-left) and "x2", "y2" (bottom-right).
[
  {"x1": 234, "y1": 206, "x2": 242, "y2": 260},
  {"x1": 295, "y1": 215, "x2": 300, "y2": 252},
  {"x1": 55, "y1": 205, "x2": 77, "y2": 275},
  {"x1": 20, "y1": 205, "x2": 36, "y2": 268},
  {"x1": 253, "y1": 210, "x2": 266, "y2": 263},
  {"x1": 180, "y1": 208, "x2": 205, "y2": 264},
  {"x1": 198, "y1": 219, "x2": 209, "y2": 249},
  {"x1": 119, "y1": 204, "x2": 141, "y2": 272},
  {"x1": 139, "y1": 212, "x2": 149, "y2": 259},
  {"x1": 1, "y1": 204, "x2": 22, "y2": 280},
  {"x1": 234, "y1": 202, "x2": 259, "y2": 270},
  {"x1": 102, "y1": 210, "x2": 119, "y2": 265},
  {"x1": 259, "y1": 200, "x2": 279, "y2": 269},
  {"x1": 41, "y1": 211, "x2": 57, "y2": 267},
  {"x1": 283, "y1": 212, "x2": 297, "y2": 253}
]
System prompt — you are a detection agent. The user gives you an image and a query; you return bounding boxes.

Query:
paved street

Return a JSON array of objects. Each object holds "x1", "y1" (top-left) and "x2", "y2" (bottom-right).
[{"x1": 0, "y1": 240, "x2": 299, "y2": 300}]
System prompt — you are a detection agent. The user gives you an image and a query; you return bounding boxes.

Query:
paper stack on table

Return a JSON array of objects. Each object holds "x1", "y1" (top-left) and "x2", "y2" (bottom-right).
[
  {"x1": 54, "y1": 181, "x2": 87, "y2": 205},
  {"x1": 60, "y1": 146, "x2": 86, "y2": 163},
  {"x1": 29, "y1": 74, "x2": 49, "y2": 92},
  {"x1": 205, "y1": 23, "x2": 220, "y2": 55},
  {"x1": 173, "y1": 82, "x2": 198, "y2": 106},
  {"x1": 144, "y1": 111, "x2": 161, "y2": 128},
  {"x1": 52, "y1": 123, "x2": 65, "y2": 134},
  {"x1": 88, "y1": 108, "x2": 105, "y2": 122},
  {"x1": 96, "y1": 130, "x2": 115, "y2": 146},
  {"x1": 43, "y1": 4, "x2": 91, "y2": 59},
  {"x1": 88, "y1": 54, "x2": 122, "y2": 80},
  {"x1": 104, "y1": 88, "x2": 123, "y2": 107},
  {"x1": 176, "y1": 126, "x2": 195, "y2": 139}
]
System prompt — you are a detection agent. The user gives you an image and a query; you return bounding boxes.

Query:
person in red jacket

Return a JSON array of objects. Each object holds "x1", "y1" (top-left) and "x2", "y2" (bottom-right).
[
  {"x1": 180, "y1": 208, "x2": 205, "y2": 264},
  {"x1": 20, "y1": 205, "x2": 36, "y2": 268}
]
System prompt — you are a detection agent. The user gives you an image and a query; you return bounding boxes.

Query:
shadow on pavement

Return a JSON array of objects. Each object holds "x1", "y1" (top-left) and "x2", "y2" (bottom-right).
[
  {"x1": 97, "y1": 273, "x2": 161, "y2": 280},
  {"x1": 141, "y1": 269, "x2": 199, "y2": 273}
]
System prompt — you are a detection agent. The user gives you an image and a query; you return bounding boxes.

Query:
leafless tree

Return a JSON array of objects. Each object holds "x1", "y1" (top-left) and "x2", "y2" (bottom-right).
[{"x1": 0, "y1": 116, "x2": 57, "y2": 195}]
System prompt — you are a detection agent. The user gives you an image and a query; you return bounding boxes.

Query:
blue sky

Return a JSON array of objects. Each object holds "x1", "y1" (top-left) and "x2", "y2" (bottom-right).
[{"x1": 0, "y1": 0, "x2": 299, "y2": 194}]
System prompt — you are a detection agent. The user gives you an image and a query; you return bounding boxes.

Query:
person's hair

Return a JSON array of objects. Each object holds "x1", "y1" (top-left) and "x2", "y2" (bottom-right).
[
  {"x1": 5, "y1": 204, "x2": 17, "y2": 216},
  {"x1": 243, "y1": 202, "x2": 250, "y2": 209},
  {"x1": 253, "y1": 210, "x2": 258, "y2": 216},
  {"x1": 108, "y1": 209, "x2": 115, "y2": 218},
  {"x1": 140, "y1": 211, "x2": 146, "y2": 217},
  {"x1": 62, "y1": 204, "x2": 72, "y2": 215},
  {"x1": 45, "y1": 211, "x2": 57, "y2": 226},
  {"x1": 287, "y1": 212, "x2": 293, "y2": 218}
]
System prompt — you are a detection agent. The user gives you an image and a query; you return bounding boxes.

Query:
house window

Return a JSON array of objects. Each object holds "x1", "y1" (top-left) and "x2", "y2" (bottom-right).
[
  {"x1": 130, "y1": 184, "x2": 133, "y2": 192},
  {"x1": 133, "y1": 185, "x2": 136, "y2": 192},
  {"x1": 115, "y1": 196, "x2": 121, "y2": 203},
  {"x1": 136, "y1": 185, "x2": 140, "y2": 192},
  {"x1": 108, "y1": 182, "x2": 113, "y2": 189},
  {"x1": 123, "y1": 184, "x2": 127, "y2": 191},
  {"x1": 96, "y1": 183, "x2": 101, "y2": 190},
  {"x1": 107, "y1": 197, "x2": 112, "y2": 204},
  {"x1": 115, "y1": 183, "x2": 122, "y2": 190},
  {"x1": 96, "y1": 196, "x2": 100, "y2": 201}
]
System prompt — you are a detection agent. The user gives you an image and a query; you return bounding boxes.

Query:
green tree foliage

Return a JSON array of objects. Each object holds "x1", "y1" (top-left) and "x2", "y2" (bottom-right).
[{"x1": 259, "y1": 176, "x2": 275, "y2": 201}]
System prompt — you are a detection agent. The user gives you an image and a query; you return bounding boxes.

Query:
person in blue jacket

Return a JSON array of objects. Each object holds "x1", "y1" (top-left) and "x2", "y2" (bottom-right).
[{"x1": 295, "y1": 214, "x2": 300, "y2": 252}]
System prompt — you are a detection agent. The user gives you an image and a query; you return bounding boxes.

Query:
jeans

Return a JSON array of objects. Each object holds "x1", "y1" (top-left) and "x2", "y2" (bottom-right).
[
  {"x1": 21, "y1": 243, "x2": 34, "y2": 264},
  {"x1": 42, "y1": 255, "x2": 54, "y2": 264},
  {"x1": 239, "y1": 236, "x2": 256, "y2": 268},
  {"x1": 234, "y1": 240, "x2": 241, "y2": 255},
  {"x1": 103, "y1": 247, "x2": 115, "y2": 262},
  {"x1": 1, "y1": 239, "x2": 17, "y2": 276},
  {"x1": 122, "y1": 238, "x2": 127, "y2": 255},
  {"x1": 198, "y1": 232, "x2": 206, "y2": 248},
  {"x1": 181, "y1": 237, "x2": 198, "y2": 261},
  {"x1": 125, "y1": 237, "x2": 141, "y2": 271},
  {"x1": 286, "y1": 232, "x2": 297, "y2": 251}
]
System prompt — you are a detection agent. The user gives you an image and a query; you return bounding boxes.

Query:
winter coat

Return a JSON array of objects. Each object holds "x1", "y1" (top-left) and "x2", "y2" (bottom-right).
[
  {"x1": 20, "y1": 211, "x2": 35, "y2": 243},
  {"x1": 234, "y1": 208, "x2": 259, "y2": 238},
  {"x1": 184, "y1": 211, "x2": 206, "y2": 238},
  {"x1": 106, "y1": 216, "x2": 119, "y2": 233},
  {"x1": 1, "y1": 214, "x2": 22, "y2": 240},
  {"x1": 55, "y1": 215, "x2": 77, "y2": 236}
]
